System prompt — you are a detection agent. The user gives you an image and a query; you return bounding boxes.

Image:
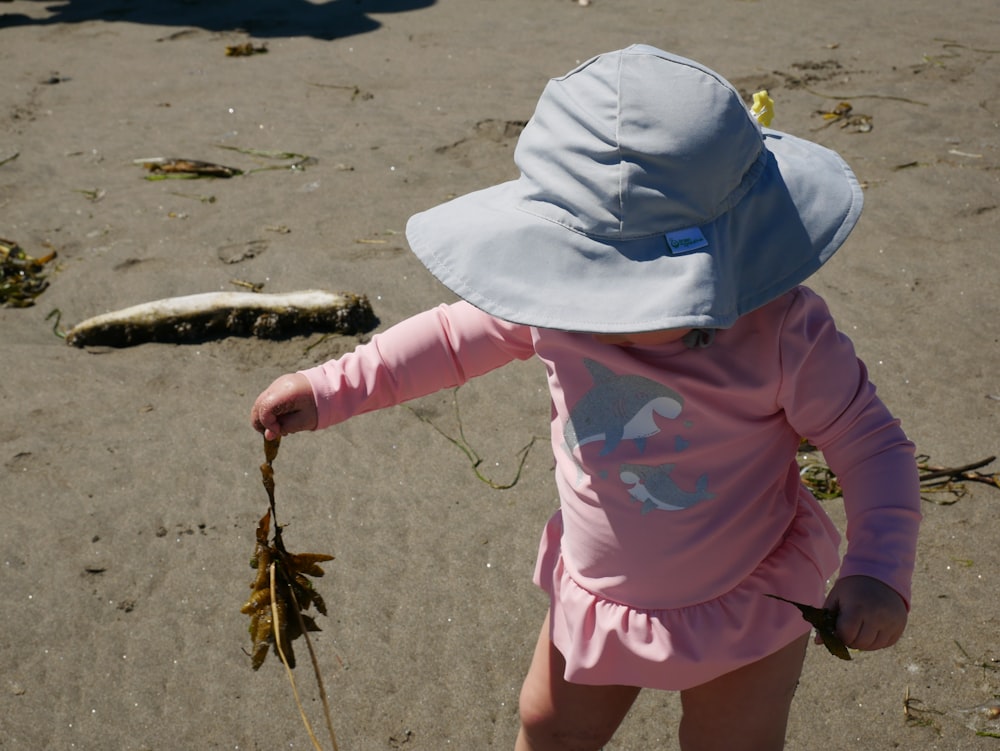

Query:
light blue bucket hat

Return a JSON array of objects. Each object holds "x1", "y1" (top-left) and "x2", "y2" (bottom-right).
[{"x1": 406, "y1": 44, "x2": 863, "y2": 333}]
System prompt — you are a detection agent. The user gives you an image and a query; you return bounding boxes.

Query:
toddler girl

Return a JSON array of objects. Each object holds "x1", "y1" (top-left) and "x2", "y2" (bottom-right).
[{"x1": 251, "y1": 45, "x2": 922, "y2": 751}]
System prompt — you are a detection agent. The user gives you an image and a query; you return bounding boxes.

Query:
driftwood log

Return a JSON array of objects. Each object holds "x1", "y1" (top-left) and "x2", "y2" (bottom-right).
[{"x1": 65, "y1": 290, "x2": 377, "y2": 348}]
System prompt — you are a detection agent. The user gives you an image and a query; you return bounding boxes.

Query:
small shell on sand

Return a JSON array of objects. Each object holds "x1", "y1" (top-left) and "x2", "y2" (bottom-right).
[{"x1": 64, "y1": 290, "x2": 377, "y2": 348}]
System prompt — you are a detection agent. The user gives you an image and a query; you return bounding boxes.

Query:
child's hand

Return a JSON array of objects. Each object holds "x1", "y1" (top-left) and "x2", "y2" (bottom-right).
[
  {"x1": 250, "y1": 373, "x2": 318, "y2": 440},
  {"x1": 820, "y1": 575, "x2": 908, "y2": 652}
]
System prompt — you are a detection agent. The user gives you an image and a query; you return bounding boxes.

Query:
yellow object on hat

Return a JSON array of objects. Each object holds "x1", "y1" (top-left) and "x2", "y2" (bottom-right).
[{"x1": 751, "y1": 90, "x2": 775, "y2": 127}]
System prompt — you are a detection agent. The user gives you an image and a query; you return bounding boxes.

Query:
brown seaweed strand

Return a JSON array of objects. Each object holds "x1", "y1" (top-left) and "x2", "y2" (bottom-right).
[
  {"x1": 262, "y1": 436, "x2": 279, "y2": 511},
  {"x1": 279, "y1": 563, "x2": 340, "y2": 751},
  {"x1": 261, "y1": 436, "x2": 287, "y2": 553},
  {"x1": 260, "y1": 435, "x2": 339, "y2": 751},
  {"x1": 270, "y1": 563, "x2": 327, "y2": 751}
]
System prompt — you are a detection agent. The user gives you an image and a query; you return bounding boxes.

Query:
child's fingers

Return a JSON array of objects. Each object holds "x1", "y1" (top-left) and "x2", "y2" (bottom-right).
[
  {"x1": 250, "y1": 374, "x2": 316, "y2": 437},
  {"x1": 250, "y1": 392, "x2": 280, "y2": 435},
  {"x1": 834, "y1": 603, "x2": 905, "y2": 651},
  {"x1": 255, "y1": 412, "x2": 284, "y2": 441},
  {"x1": 270, "y1": 406, "x2": 315, "y2": 436},
  {"x1": 815, "y1": 608, "x2": 878, "y2": 651},
  {"x1": 833, "y1": 597, "x2": 897, "y2": 651},
  {"x1": 252, "y1": 397, "x2": 303, "y2": 437},
  {"x1": 833, "y1": 608, "x2": 865, "y2": 649},
  {"x1": 841, "y1": 622, "x2": 899, "y2": 652},
  {"x1": 251, "y1": 409, "x2": 282, "y2": 440}
]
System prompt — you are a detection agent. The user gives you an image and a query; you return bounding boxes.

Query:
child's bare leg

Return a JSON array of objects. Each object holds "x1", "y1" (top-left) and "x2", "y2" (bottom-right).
[
  {"x1": 516, "y1": 612, "x2": 640, "y2": 751},
  {"x1": 677, "y1": 633, "x2": 809, "y2": 751}
]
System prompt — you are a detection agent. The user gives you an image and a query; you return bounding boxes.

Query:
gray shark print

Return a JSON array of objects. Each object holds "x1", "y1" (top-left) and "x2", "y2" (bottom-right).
[
  {"x1": 563, "y1": 359, "x2": 684, "y2": 458},
  {"x1": 619, "y1": 463, "x2": 714, "y2": 513}
]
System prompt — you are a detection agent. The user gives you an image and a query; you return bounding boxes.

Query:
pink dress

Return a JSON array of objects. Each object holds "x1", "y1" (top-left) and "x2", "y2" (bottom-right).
[{"x1": 301, "y1": 286, "x2": 922, "y2": 690}]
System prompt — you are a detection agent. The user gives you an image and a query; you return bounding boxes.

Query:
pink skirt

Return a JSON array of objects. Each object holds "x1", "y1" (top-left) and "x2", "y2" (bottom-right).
[{"x1": 532, "y1": 494, "x2": 841, "y2": 691}]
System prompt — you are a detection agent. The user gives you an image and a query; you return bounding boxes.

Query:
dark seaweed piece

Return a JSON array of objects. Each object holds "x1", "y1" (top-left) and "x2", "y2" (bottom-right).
[
  {"x1": 766, "y1": 593, "x2": 852, "y2": 660},
  {"x1": 225, "y1": 42, "x2": 268, "y2": 57},
  {"x1": 138, "y1": 158, "x2": 243, "y2": 179},
  {"x1": 1, "y1": 239, "x2": 56, "y2": 308}
]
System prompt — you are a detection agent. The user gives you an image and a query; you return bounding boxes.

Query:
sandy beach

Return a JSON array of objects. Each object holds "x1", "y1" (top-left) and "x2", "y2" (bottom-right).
[{"x1": 2, "y1": 0, "x2": 999, "y2": 748}]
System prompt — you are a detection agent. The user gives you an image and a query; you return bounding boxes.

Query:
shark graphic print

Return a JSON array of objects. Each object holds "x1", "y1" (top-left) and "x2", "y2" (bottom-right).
[{"x1": 563, "y1": 358, "x2": 713, "y2": 513}]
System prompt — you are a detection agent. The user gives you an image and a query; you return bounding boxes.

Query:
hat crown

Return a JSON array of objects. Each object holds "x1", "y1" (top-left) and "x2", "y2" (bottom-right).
[
  {"x1": 514, "y1": 45, "x2": 765, "y2": 239},
  {"x1": 406, "y1": 44, "x2": 863, "y2": 333}
]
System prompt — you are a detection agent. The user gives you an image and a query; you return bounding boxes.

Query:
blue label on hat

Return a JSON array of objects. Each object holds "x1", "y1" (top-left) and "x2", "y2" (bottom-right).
[{"x1": 664, "y1": 227, "x2": 708, "y2": 255}]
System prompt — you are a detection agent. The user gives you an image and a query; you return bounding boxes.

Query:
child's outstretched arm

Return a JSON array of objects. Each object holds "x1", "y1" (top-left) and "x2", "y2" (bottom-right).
[
  {"x1": 251, "y1": 373, "x2": 317, "y2": 440},
  {"x1": 250, "y1": 301, "x2": 536, "y2": 438}
]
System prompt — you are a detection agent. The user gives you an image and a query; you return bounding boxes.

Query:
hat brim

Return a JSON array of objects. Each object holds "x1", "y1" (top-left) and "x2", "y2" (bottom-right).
[{"x1": 406, "y1": 128, "x2": 862, "y2": 333}]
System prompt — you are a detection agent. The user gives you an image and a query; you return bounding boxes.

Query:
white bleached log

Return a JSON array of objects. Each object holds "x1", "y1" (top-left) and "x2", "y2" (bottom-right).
[{"x1": 65, "y1": 290, "x2": 376, "y2": 348}]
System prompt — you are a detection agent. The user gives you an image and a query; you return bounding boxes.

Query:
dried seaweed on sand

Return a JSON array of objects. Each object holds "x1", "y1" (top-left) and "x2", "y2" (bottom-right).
[
  {"x1": 1, "y1": 238, "x2": 56, "y2": 308},
  {"x1": 134, "y1": 157, "x2": 243, "y2": 179}
]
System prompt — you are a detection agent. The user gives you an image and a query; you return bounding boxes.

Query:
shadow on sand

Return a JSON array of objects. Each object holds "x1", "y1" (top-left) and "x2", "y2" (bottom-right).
[{"x1": 0, "y1": 0, "x2": 435, "y2": 40}]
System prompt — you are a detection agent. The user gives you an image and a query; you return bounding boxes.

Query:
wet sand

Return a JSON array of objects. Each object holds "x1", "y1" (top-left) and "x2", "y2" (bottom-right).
[{"x1": 2, "y1": 0, "x2": 999, "y2": 748}]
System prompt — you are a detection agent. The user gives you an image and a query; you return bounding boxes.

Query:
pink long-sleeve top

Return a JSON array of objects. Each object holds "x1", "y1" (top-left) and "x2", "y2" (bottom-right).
[{"x1": 301, "y1": 286, "x2": 921, "y2": 611}]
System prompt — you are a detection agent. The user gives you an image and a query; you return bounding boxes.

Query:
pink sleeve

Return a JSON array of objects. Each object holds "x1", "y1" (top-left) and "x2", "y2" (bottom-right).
[
  {"x1": 777, "y1": 289, "x2": 922, "y2": 606},
  {"x1": 298, "y1": 301, "x2": 535, "y2": 430}
]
